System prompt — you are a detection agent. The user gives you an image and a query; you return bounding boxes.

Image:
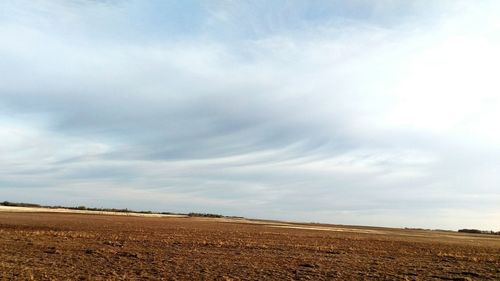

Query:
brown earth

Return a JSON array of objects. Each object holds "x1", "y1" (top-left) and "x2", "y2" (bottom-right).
[{"x1": 0, "y1": 211, "x2": 499, "y2": 280}]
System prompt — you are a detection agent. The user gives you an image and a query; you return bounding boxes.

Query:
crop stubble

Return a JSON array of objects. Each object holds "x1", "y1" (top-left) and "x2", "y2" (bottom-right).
[{"x1": 0, "y1": 212, "x2": 498, "y2": 280}]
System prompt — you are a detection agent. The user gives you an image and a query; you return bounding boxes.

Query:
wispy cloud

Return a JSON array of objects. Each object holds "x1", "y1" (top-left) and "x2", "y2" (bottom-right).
[{"x1": 1, "y1": 0, "x2": 499, "y2": 230}]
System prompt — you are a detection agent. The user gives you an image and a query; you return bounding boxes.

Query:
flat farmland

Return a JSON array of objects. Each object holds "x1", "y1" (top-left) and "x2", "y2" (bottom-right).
[{"x1": 0, "y1": 211, "x2": 498, "y2": 280}]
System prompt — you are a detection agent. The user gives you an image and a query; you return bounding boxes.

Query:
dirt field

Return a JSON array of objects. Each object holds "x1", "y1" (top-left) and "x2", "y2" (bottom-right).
[{"x1": 0, "y1": 211, "x2": 498, "y2": 280}]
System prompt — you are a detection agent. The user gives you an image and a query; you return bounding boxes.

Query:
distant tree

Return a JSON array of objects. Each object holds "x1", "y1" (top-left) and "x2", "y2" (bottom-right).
[
  {"x1": 458, "y1": 229, "x2": 482, "y2": 234},
  {"x1": 188, "y1": 213, "x2": 224, "y2": 218}
]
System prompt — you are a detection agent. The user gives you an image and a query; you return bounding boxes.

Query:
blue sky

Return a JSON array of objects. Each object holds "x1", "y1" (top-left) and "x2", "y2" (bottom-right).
[{"x1": 1, "y1": 0, "x2": 499, "y2": 230}]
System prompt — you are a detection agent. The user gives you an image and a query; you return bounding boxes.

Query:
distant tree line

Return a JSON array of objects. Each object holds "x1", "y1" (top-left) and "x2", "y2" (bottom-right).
[
  {"x1": 1, "y1": 201, "x2": 41, "y2": 208},
  {"x1": 458, "y1": 229, "x2": 500, "y2": 235},
  {"x1": 187, "y1": 212, "x2": 224, "y2": 218},
  {"x1": 66, "y1": 206, "x2": 156, "y2": 214}
]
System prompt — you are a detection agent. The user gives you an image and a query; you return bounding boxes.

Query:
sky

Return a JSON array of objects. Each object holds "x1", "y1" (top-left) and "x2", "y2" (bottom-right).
[{"x1": 1, "y1": 0, "x2": 499, "y2": 230}]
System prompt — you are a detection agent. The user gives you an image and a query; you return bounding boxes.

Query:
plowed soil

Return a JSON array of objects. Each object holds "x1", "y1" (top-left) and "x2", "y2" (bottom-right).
[{"x1": 0, "y1": 211, "x2": 499, "y2": 280}]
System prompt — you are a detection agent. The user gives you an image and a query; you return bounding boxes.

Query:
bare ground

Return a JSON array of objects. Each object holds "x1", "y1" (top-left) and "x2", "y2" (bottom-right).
[{"x1": 0, "y1": 210, "x2": 498, "y2": 280}]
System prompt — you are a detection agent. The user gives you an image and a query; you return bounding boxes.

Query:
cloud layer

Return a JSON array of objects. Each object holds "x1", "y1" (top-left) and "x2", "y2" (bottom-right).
[{"x1": 1, "y1": 0, "x2": 499, "y2": 230}]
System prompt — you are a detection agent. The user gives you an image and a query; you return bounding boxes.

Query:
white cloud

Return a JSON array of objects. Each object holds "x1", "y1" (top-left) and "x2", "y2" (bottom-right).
[{"x1": 1, "y1": 0, "x2": 499, "y2": 230}]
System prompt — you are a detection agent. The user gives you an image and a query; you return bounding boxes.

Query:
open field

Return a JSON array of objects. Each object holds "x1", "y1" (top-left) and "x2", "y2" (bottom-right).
[{"x1": 0, "y1": 210, "x2": 499, "y2": 280}]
